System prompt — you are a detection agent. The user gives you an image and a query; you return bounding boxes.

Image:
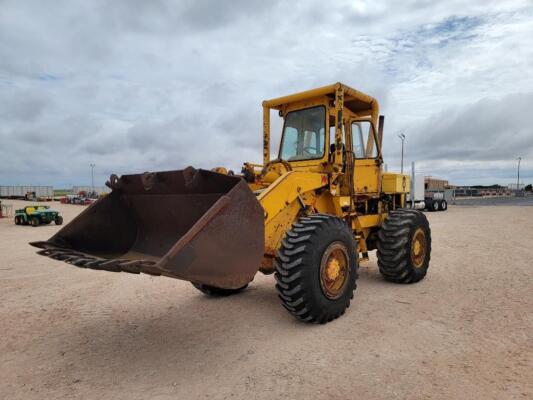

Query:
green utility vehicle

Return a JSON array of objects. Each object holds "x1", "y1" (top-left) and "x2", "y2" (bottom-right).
[{"x1": 14, "y1": 205, "x2": 63, "y2": 227}]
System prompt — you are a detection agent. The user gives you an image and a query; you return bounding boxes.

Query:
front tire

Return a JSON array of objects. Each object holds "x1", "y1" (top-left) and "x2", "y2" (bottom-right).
[
  {"x1": 275, "y1": 214, "x2": 358, "y2": 324},
  {"x1": 377, "y1": 209, "x2": 431, "y2": 283},
  {"x1": 192, "y1": 283, "x2": 248, "y2": 297},
  {"x1": 55, "y1": 216, "x2": 63, "y2": 225}
]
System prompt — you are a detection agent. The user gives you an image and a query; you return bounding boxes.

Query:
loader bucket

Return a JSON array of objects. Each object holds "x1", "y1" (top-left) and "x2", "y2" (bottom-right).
[{"x1": 31, "y1": 168, "x2": 265, "y2": 289}]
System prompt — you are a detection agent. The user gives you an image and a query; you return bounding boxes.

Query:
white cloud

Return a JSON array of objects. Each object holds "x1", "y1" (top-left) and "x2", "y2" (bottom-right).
[{"x1": 0, "y1": 0, "x2": 532, "y2": 186}]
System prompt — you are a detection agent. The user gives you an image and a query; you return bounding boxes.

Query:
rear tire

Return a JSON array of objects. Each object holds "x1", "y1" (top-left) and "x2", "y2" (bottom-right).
[
  {"x1": 428, "y1": 199, "x2": 439, "y2": 212},
  {"x1": 31, "y1": 217, "x2": 40, "y2": 227},
  {"x1": 14, "y1": 216, "x2": 21, "y2": 225},
  {"x1": 439, "y1": 199, "x2": 447, "y2": 211},
  {"x1": 377, "y1": 209, "x2": 431, "y2": 283},
  {"x1": 192, "y1": 283, "x2": 248, "y2": 296},
  {"x1": 55, "y1": 216, "x2": 63, "y2": 225},
  {"x1": 275, "y1": 214, "x2": 358, "y2": 324}
]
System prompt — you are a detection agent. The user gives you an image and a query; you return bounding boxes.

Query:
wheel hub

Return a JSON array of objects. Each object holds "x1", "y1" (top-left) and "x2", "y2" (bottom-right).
[
  {"x1": 411, "y1": 228, "x2": 426, "y2": 268},
  {"x1": 326, "y1": 258, "x2": 341, "y2": 281},
  {"x1": 413, "y1": 241, "x2": 421, "y2": 256},
  {"x1": 320, "y1": 242, "x2": 350, "y2": 300}
]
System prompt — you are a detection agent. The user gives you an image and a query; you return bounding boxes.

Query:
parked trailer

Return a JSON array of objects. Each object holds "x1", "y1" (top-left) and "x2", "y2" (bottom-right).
[
  {"x1": 0, "y1": 186, "x2": 54, "y2": 200},
  {"x1": 407, "y1": 164, "x2": 449, "y2": 212}
]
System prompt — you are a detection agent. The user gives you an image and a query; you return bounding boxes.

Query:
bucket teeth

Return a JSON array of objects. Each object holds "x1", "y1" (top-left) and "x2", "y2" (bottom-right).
[{"x1": 34, "y1": 245, "x2": 156, "y2": 274}]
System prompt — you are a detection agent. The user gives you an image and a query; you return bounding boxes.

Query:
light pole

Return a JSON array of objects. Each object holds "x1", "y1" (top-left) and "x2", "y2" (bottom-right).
[
  {"x1": 398, "y1": 132, "x2": 406, "y2": 174},
  {"x1": 90, "y1": 163, "x2": 95, "y2": 194},
  {"x1": 517, "y1": 157, "x2": 521, "y2": 193}
]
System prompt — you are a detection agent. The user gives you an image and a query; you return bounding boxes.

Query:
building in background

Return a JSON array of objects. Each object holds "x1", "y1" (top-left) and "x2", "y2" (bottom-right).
[
  {"x1": 454, "y1": 185, "x2": 512, "y2": 197},
  {"x1": 424, "y1": 177, "x2": 450, "y2": 191}
]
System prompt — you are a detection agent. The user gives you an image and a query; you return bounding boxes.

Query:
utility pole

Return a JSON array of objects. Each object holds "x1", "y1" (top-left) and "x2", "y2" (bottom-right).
[
  {"x1": 517, "y1": 157, "x2": 521, "y2": 193},
  {"x1": 411, "y1": 161, "x2": 415, "y2": 208},
  {"x1": 90, "y1": 163, "x2": 95, "y2": 194},
  {"x1": 398, "y1": 132, "x2": 406, "y2": 174}
]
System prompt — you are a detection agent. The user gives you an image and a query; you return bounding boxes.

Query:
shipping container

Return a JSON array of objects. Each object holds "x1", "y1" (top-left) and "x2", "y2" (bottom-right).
[{"x1": 0, "y1": 186, "x2": 54, "y2": 200}]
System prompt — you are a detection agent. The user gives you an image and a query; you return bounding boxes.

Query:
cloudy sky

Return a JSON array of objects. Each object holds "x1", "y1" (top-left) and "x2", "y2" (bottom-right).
[{"x1": 1, "y1": 0, "x2": 532, "y2": 187}]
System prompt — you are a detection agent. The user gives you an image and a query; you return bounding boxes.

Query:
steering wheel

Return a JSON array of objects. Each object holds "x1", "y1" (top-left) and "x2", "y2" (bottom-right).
[{"x1": 302, "y1": 146, "x2": 319, "y2": 155}]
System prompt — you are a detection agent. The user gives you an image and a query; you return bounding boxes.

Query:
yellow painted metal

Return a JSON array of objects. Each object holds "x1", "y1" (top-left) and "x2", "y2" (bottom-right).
[
  {"x1": 319, "y1": 242, "x2": 350, "y2": 299},
  {"x1": 262, "y1": 199, "x2": 302, "y2": 258},
  {"x1": 263, "y1": 83, "x2": 338, "y2": 109},
  {"x1": 353, "y1": 214, "x2": 383, "y2": 229},
  {"x1": 354, "y1": 159, "x2": 381, "y2": 194},
  {"x1": 261, "y1": 161, "x2": 292, "y2": 184},
  {"x1": 341, "y1": 85, "x2": 379, "y2": 121},
  {"x1": 326, "y1": 257, "x2": 341, "y2": 280},
  {"x1": 382, "y1": 172, "x2": 410, "y2": 194},
  {"x1": 411, "y1": 228, "x2": 426, "y2": 268},
  {"x1": 262, "y1": 82, "x2": 380, "y2": 169},
  {"x1": 263, "y1": 82, "x2": 378, "y2": 115},
  {"x1": 281, "y1": 96, "x2": 330, "y2": 116},
  {"x1": 247, "y1": 83, "x2": 411, "y2": 273},
  {"x1": 263, "y1": 106, "x2": 270, "y2": 166},
  {"x1": 348, "y1": 117, "x2": 382, "y2": 196},
  {"x1": 333, "y1": 83, "x2": 345, "y2": 172},
  {"x1": 313, "y1": 191, "x2": 337, "y2": 215},
  {"x1": 257, "y1": 170, "x2": 326, "y2": 257},
  {"x1": 211, "y1": 167, "x2": 228, "y2": 174},
  {"x1": 257, "y1": 171, "x2": 326, "y2": 224}
]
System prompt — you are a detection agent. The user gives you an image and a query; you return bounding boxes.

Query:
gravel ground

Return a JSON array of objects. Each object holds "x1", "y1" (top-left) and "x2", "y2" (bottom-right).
[{"x1": 0, "y1": 200, "x2": 532, "y2": 400}]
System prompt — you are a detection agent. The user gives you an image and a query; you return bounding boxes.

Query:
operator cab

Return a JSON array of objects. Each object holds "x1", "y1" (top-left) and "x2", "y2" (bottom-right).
[
  {"x1": 277, "y1": 105, "x2": 379, "y2": 165},
  {"x1": 247, "y1": 83, "x2": 383, "y2": 192},
  {"x1": 279, "y1": 106, "x2": 326, "y2": 162}
]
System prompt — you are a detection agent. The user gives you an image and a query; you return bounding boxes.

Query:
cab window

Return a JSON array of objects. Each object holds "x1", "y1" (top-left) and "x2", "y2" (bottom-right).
[
  {"x1": 351, "y1": 121, "x2": 378, "y2": 158},
  {"x1": 280, "y1": 106, "x2": 325, "y2": 161}
]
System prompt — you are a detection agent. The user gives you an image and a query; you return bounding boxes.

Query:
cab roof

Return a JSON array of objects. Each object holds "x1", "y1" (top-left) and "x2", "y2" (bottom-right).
[{"x1": 262, "y1": 82, "x2": 378, "y2": 116}]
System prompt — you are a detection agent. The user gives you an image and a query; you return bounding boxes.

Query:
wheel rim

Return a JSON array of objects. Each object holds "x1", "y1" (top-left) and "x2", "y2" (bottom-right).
[
  {"x1": 411, "y1": 228, "x2": 427, "y2": 268},
  {"x1": 319, "y1": 242, "x2": 350, "y2": 300}
]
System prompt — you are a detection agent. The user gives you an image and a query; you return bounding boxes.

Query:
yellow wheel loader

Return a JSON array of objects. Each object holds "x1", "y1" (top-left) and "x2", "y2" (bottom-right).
[{"x1": 31, "y1": 83, "x2": 431, "y2": 324}]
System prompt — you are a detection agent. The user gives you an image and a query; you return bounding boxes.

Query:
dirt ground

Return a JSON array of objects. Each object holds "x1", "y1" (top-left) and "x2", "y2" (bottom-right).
[{"x1": 0, "y1": 200, "x2": 531, "y2": 400}]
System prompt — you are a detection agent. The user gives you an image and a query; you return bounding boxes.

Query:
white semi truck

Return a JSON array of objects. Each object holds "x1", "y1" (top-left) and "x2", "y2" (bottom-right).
[{"x1": 407, "y1": 163, "x2": 449, "y2": 212}]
